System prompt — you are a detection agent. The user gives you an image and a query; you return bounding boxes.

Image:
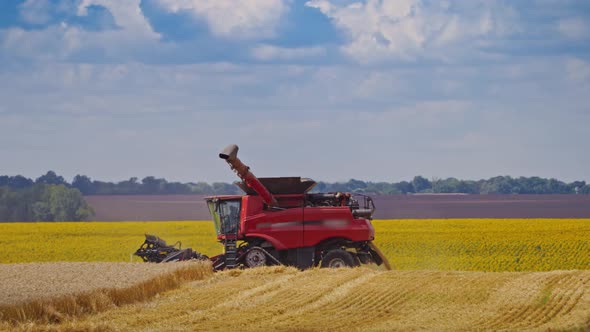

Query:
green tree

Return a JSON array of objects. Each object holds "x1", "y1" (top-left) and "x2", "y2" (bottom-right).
[
  {"x1": 36, "y1": 171, "x2": 67, "y2": 186},
  {"x1": 72, "y1": 175, "x2": 95, "y2": 195},
  {"x1": 117, "y1": 177, "x2": 141, "y2": 194},
  {"x1": 394, "y1": 181, "x2": 414, "y2": 194},
  {"x1": 46, "y1": 185, "x2": 94, "y2": 221},
  {"x1": 141, "y1": 176, "x2": 166, "y2": 194},
  {"x1": 191, "y1": 182, "x2": 214, "y2": 194},
  {"x1": 412, "y1": 176, "x2": 431, "y2": 193}
]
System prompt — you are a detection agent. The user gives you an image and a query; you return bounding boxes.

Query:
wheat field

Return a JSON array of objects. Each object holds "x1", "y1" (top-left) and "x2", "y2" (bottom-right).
[
  {"x1": 3, "y1": 266, "x2": 589, "y2": 331},
  {"x1": 0, "y1": 261, "x2": 212, "y2": 325}
]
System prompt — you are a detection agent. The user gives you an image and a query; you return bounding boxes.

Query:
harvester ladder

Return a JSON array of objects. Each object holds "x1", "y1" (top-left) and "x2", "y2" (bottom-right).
[{"x1": 224, "y1": 238, "x2": 238, "y2": 268}]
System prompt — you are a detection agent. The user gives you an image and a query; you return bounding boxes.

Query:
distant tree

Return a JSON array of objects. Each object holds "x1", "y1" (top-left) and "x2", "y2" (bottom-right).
[
  {"x1": 0, "y1": 187, "x2": 12, "y2": 220},
  {"x1": 347, "y1": 179, "x2": 368, "y2": 192},
  {"x1": 191, "y1": 182, "x2": 214, "y2": 194},
  {"x1": 518, "y1": 176, "x2": 549, "y2": 194},
  {"x1": 72, "y1": 175, "x2": 95, "y2": 195},
  {"x1": 412, "y1": 176, "x2": 431, "y2": 193},
  {"x1": 7, "y1": 175, "x2": 34, "y2": 189},
  {"x1": 436, "y1": 178, "x2": 462, "y2": 193},
  {"x1": 365, "y1": 182, "x2": 396, "y2": 194},
  {"x1": 92, "y1": 180, "x2": 117, "y2": 195},
  {"x1": 461, "y1": 180, "x2": 480, "y2": 194},
  {"x1": 431, "y1": 177, "x2": 441, "y2": 193},
  {"x1": 164, "y1": 182, "x2": 192, "y2": 194},
  {"x1": 0, "y1": 176, "x2": 8, "y2": 187},
  {"x1": 117, "y1": 177, "x2": 141, "y2": 194},
  {"x1": 480, "y1": 176, "x2": 515, "y2": 194},
  {"x1": 36, "y1": 171, "x2": 67, "y2": 186},
  {"x1": 1, "y1": 172, "x2": 589, "y2": 196},
  {"x1": 32, "y1": 201, "x2": 52, "y2": 221},
  {"x1": 142, "y1": 176, "x2": 166, "y2": 194},
  {"x1": 212, "y1": 182, "x2": 240, "y2": 195},
  {"x1": 45, "y1": 185, "x2": 94, "y2": 221},
  {"x1": 547, "y1": 178, "x2": 569, "y2": 194},
  {"x1": 0, "y1": 184, "x2": 93, "y2": 222},
  {"x1": 394, "y1": 181, "x2": 414, "y2": 194},
  {"x1": 569, "y1": 181, "x2": 586, "y2": 194}
]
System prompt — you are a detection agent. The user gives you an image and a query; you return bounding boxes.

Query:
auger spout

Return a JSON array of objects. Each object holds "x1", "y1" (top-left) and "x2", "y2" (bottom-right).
[{"x1": 219, "y1": 144, "x2": 278, "y2": 207}]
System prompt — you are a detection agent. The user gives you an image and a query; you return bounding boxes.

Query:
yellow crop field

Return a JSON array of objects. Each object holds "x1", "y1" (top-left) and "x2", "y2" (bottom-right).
[
  {"x1": 373, "y1": 219, "x2": 590, "y2": 271},
  {"x1": 0, "y1": 221, "x2": 222, "y2": 264},
  {"x1": 0, "y1": 219, "x2": 588, "y2": 271}
]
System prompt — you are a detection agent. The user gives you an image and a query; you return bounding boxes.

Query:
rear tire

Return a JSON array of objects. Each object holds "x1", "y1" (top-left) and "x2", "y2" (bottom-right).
[{"x1": 321, "y1": 249, "x2": 356, "y2": 268}]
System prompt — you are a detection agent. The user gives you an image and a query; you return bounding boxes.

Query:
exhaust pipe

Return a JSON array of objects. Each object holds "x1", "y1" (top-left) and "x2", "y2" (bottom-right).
[{"x1": 219, "y1": 144, "x2": 278, "y2": 207}]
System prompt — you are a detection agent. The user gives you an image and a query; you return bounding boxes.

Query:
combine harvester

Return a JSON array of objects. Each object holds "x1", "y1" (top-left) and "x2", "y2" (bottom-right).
[{"x1": 135, "y1": 144, "x2": 390, "y2": 271}]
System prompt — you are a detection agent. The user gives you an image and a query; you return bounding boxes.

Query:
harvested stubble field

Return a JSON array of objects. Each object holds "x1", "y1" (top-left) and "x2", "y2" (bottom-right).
[
  {"x1": 2, "y1": 266, "x2": 589, "y2": 331},
  {"x1": 0, "y1": 261, "x2": 212, "y2": 326}
]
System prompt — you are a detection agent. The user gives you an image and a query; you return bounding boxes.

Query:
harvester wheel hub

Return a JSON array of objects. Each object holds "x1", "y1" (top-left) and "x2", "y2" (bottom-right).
[
  {"x1": 321, "y1": 249, "x2": 356, "y2": 268},
  {"x1": 245, "y1": 247, "x2": 267, "y2": 268},
  {"x1": 328, "y1": 258, "x2": 347, "y2": 268}
]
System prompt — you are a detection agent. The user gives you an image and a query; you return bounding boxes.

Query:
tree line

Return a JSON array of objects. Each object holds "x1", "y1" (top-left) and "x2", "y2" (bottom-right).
[
  {"x1": 315, "y1": 176, "x2": 590, "y2": 195},
  {"x1": 1, "y1": 171, "x2": 589, "y2": 196},
  {"x1": 0, "y1": 184, "x2": 94, "y2": 222}
]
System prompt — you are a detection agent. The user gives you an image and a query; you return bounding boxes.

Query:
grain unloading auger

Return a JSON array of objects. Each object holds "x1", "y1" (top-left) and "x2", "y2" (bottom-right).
[{"x1": 135, "y1": 144, "x2": 391, "y2": 271}]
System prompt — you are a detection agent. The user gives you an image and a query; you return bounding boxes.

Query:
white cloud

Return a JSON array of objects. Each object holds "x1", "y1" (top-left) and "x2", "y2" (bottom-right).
[
  {"x1": 2, "y1": 0, "x2": 159, "y2": 61},
  {"x1": 251, "y1": 44, "x2": 326, "y2": 61},
  {"x1": 77, "y1": 0, "x2": 158, "y2": 38},
  {"x1": 305, "y1": 0, "x2": 519, "y2": 64},
  {"x1": 558, "y1": 17, "x2": 590, "y2": 40},
  {"x1": 19, "y1": 0, "x2": 52, "y2": 25},
  {"x1": 1, "y1": 56, "x2": 589, "y2": 182},
  {"x1": 155, "y1": 0, "x2": 288, "y2": 39}
]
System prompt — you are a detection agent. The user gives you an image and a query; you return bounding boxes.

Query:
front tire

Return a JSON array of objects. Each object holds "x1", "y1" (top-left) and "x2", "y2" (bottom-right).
[{"x1": 321, "y1": 249, "x2": 356, "y2": 268}]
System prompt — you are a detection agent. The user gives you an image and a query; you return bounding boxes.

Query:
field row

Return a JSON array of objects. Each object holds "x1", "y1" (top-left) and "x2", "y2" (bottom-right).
[{"x1": 0, "y1": 219, "x2": 589, "y2": 271}]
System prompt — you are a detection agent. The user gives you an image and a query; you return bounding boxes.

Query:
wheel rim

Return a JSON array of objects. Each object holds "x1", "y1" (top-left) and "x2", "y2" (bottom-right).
[
  {"x1": 245, "y1": 249, "x2": 267, "y2": 267},
  {"x1": 328, "y1": 258, "x2": 347, "y2": 268}
]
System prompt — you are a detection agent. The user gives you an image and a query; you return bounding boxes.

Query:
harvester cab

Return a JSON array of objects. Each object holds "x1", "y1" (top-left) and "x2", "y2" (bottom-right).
[
  {"x1": 135, "y1": 144, "x2": 391, "y2": 271},
  {"x1": 206, "y1": 197, "x2": 242, "y2": 269}
]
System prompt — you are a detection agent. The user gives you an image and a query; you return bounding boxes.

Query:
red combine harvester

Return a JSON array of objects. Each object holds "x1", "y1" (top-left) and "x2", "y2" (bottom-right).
[{"x1": 135, "y1": 144, "x2": 390, "y2": 271}]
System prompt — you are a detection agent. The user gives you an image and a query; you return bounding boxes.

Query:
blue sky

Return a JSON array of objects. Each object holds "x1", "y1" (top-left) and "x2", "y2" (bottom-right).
[{"x1": 1, "y1": 0, "x2": 589, "y2": 183}]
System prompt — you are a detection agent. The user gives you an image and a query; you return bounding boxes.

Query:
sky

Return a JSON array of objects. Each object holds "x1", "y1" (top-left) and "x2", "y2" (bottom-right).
[{"x1": 0, "y1": 0, "x2": 589, "y2": 184}]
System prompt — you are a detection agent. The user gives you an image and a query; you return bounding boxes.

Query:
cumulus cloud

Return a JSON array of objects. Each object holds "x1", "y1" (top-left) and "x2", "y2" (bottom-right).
[
  {"x1": 155, "y1": 0, "x2": 288, "y2": 39},
  {"x1": 19, "y1": 0, "x2": 53, "y2": 25},
  {"x1": 78, "y1": 0, "x2": 158, "y2": 38},
  {"x1": 251, "y1": 44, "x2": 326, "y2": 61},
  {"x1": 2, "y1": 0, "x2": 159, "y2": 62},
  {"x1": 305, "y1": 0, "x2": 519, "y2": 63}
]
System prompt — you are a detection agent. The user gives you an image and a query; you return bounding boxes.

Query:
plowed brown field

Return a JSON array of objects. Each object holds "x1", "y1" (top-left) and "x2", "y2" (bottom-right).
[
  {"x1": 5, "y1": 266, "x2": 589, "y2": 331},
  {"x1": 85, "y1": 194, "x2": 590, "y2": 221}
]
